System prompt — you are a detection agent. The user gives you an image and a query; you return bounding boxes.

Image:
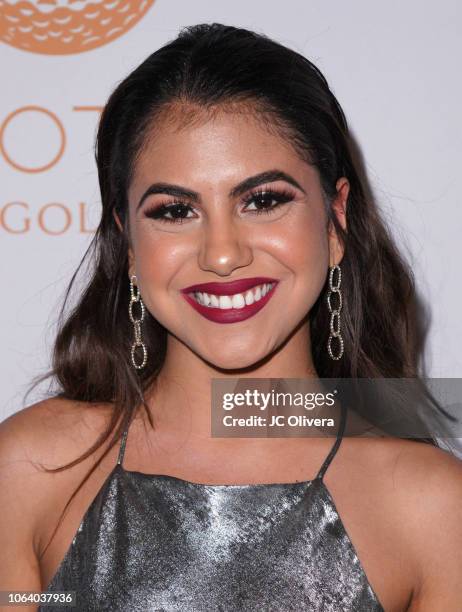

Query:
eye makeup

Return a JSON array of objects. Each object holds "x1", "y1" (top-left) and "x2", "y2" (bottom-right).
[{"x1": 142, "y1": 186, "x2": 296, "y2": 224}]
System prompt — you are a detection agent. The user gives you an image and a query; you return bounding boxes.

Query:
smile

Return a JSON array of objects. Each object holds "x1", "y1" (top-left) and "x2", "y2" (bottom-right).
[{"x1": 181, "y1": 277, "x2": 279, "y2": 324}]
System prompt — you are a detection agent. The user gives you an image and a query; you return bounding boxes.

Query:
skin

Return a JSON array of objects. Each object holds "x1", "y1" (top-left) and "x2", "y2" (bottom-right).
[
  {"x1": 121, "y1": 104, "x2": 348, "y2": 439},
  {"x1": 0, "y1": 104, "x2": 461, "y2": 612}
]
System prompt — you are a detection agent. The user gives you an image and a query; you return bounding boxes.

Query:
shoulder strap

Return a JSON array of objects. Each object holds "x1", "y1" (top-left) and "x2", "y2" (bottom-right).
[
  {"x1": 117, "y1": 420, "x2": 131, "y2": 466},
  {"x1": 315, "y1": 402, "x2": 347, "y2": 481},
  {"x1": 116, "y1": 404, "x2": 348, "y2": 473}
]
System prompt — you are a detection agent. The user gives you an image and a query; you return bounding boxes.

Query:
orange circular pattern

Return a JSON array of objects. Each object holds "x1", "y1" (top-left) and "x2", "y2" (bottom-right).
[
  {"x1": 0, "y1": 0, "x2": 155, "y2": 55},
  {"x1": 0, "y1": 106, "x2": 66, "y2": 172}
]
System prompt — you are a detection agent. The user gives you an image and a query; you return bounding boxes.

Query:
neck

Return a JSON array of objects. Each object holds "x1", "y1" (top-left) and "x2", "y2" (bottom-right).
[{"x1": 144, "y1": 321, "x2": 319, "y2": 440}]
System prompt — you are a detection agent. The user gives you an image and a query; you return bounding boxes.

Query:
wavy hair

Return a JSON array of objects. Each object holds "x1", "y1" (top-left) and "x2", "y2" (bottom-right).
[{"x1": 27, "y1": 23, "x2": 449, "y2": 557}]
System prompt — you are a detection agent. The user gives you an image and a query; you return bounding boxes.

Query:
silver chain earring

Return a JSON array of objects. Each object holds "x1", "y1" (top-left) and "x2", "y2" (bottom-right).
[
  {"x1": 129, "y1": 275, "x2": 147, "y2": 370},
  {"x1": 327, "y1": 264, "x2": 344, "y2": 360}
]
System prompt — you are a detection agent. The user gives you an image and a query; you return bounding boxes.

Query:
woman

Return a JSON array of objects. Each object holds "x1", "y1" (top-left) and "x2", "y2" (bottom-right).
[{"x1": 1, "y1": 22, "x2": 461, "y2": 612}]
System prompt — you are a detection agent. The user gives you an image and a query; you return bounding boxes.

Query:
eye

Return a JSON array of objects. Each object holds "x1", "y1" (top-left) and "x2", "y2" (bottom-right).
[
  {"x1": 144, "y1": 201, "x2": 195, "y2": 224},
  {"x1": 143, "y1": 186, "x2": 295, "y2": 224},
  {"x1": 242, "y1": 188, "x2": 294, "y2": 216}
]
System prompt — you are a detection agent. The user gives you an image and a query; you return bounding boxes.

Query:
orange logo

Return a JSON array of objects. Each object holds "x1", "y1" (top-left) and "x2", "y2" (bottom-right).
[{"x1": 0, "y1": 0, "x2": 155, "y2": 55}]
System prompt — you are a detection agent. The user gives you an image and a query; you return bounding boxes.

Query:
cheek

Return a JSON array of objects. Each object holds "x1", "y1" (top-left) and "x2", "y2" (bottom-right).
[
  {"x1": 269, "y1": 209, "x2": 329, "y2": 318},
  {"x1": 130, "y1": 230, "x2": 185, "y2": 323},
  {"x1": 132, "y1": 228, "x2": 182, "y2": 283},
  {"x1": 267, "y1": 206, "x2": 329, "y2": 275}
]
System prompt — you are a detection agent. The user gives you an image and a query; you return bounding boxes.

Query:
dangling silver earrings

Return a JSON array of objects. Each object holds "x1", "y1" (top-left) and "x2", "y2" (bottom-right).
[
  {"x1": 129, "y1": 275, "x2": 147, "y2": 370},
  {"x1": 327, "y1": 264, "x2": 344, "y2": 360}
]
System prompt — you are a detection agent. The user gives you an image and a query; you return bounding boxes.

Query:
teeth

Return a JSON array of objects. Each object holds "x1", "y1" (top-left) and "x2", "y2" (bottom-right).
[
  {"x1": 191, "y1": 283, "x2": 275, "y2": 309},
  {"x1": 219, "y1": 295, "x2": 233, "y2": 309},
  {"x1": 232, "y1": 293, "x2": 246, "y2": 309},
  {"x1": 244, "y1": 290, "x2": 254, "y2": 305}
]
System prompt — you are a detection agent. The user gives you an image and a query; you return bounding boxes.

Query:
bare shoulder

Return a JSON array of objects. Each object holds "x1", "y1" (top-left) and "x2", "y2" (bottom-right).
[
  {"x1": 0, "y1": 398, "x2": 111, "y2": 590},
  {"x1": 352, "y1": 433, "x2": 462, "y2": 504},
  {"x1": 388, "y1": 435, "x2": 462, "y2": 514},
  {"x1": 395, "y1": 438, "x2": 462, "y2": 609},
  {"x1": 353, "y1": 435, "x2": 462, "y2": 609},
  {"x1": 0, "y1": 397, "x2": 116, "y2": 475},
  {"x1": 372, "y1": 434, "x2": 461, "y2": 480},
  {"x1": 0, "y1": 398, "x2": 116, "y2": 557}
]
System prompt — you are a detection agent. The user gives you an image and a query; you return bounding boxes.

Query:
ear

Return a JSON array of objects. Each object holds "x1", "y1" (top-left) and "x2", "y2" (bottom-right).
[
  {"x1": 328, "y1": 177, "x2": 349, "y2": 266},
  {"x1": 113, "y1": 209, "x2": 136, "y2": 278},
  {"x1": 113, "y1": 209, "x2": 124, "y2": 233},
  {"x1": 127, "y1": 248, "x2": 136, "y2": 279}
]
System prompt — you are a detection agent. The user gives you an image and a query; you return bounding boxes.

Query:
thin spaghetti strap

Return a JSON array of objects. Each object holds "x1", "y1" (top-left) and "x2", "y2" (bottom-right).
[
  {"x1": 117, "y1": 421, "x2": 130, "y2": 466},
  {"x1": 315, "y1": 402, "x2": 348, "y2": 481}
]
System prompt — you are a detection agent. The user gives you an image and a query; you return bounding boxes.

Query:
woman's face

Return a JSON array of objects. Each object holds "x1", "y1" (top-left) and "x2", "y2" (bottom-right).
[{"x1": 124, "y1": 105, "x2": 348, "y2": 369}]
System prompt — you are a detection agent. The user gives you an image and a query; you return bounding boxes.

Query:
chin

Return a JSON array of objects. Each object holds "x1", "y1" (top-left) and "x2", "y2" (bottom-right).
[
  {"x1": 196, "y1": 339, "x2": 278, "y2": 372},
  {"x1": 204, "y1": 354, "x2": 265, "y2": 372}
]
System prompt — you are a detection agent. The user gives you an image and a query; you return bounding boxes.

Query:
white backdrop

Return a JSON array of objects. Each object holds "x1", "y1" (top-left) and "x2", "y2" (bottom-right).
[{"x1": 1, "y1": 0, "x2": 461, "y2": 422}]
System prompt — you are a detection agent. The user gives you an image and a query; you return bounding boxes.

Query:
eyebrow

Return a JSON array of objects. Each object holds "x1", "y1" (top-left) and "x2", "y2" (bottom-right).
[{"x1": 136, "y1": 169, "x2": 306, "y2": 211}]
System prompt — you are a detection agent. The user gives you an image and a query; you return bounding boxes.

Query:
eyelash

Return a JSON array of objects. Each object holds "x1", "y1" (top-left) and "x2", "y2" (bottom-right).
[{"x1": 143, "y1": 188, "x2": 295, "y2": 224}]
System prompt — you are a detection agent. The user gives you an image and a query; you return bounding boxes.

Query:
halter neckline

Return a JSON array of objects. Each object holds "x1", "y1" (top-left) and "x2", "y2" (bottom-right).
[{"x1": 116, "y1": 401, "x2": 348, "y2": 484}]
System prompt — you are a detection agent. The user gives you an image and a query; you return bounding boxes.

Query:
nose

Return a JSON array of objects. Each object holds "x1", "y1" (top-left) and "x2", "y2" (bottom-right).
[{"x1": 197, "y1": 215, "x2": 253, "y2": 277}]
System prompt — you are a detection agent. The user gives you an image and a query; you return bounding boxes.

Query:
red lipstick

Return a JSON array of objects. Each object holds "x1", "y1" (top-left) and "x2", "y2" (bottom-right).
[
  {"x1": 181, "y1": 277, "x2": 277, "y2": 296},
  {"x1": 181, "y1": 277, "x2": 279, "y2": 324}
]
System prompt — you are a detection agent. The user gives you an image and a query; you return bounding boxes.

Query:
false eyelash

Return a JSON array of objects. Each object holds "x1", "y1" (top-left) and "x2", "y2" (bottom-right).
[
  {"x1": 144, "y1": 202, "x2": 193, "y2": 224},
  {"x1": 241, "y1": 188, "x2": 294, "y2": 213},
  {"x1": 143, "y1": 187, "x2": 295, "y2": 224}
]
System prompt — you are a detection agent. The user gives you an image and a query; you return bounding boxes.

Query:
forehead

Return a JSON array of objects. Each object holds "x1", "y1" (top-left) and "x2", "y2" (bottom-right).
[{"x1": 129, "y1": 102, "x2": 315, "y2": 194}]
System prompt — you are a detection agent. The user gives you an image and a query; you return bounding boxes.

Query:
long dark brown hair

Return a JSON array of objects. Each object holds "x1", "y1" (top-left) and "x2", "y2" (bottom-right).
[{"x1": 27, "y1": 22, "x2": 450, "y2": 559}]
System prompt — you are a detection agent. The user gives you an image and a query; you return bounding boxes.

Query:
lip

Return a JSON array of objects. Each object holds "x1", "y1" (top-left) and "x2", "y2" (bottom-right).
[
  {"x1": 181, "y1": 277, "x2": 277, "y2": 296},
  {"x1": 181, "y1": 278, "x2": 279, "y2": 324}
]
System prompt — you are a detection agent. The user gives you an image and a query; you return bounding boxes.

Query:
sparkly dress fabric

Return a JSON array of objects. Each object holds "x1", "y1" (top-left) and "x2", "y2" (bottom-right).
[{"x1": 40, "y1": 403, "x2": 384, "y2": 611}]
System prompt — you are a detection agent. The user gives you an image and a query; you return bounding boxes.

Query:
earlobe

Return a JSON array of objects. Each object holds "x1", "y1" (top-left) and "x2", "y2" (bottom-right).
[
  {"x1": 113, "y1": 209, "x2": 123, "y2": 233},
  {"x1": 127, "y1": 249, "x2": 135, "y2": 279},
  {"x1": 328, "y1": 232, "x2": 345, "y2": 267},
  {"x1": 112, "y1": 209, "x2": 135, "y2": 277},
  {"x1": 333, "y1": 177, "x2": 349, "y2": 232},
  {"x1": 328, "y1": 177, "x2": 349, "y2": 266}
]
